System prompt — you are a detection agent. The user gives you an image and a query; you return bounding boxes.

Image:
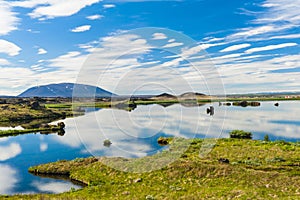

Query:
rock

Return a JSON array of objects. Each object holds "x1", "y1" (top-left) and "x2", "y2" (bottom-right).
[
  {"x1": 250, "y1": 102, "x2": 261, "y2": 106},
  {"x1": 274, "y1": 103, "x2": 279, "y2": 107},
  {"x1": 39, "y1": 123, "x2": 50, "y2": 128},
  {"x1": 122, "y1": 191, "x2": 130, "y2": 195},
  {"x1": 157, "y1": 137, "x2": 169, "y2": 145},
  {"x1": 30, "y1": 101, "x2": 42, "y2": 110},
  {"x1": 57, "y1": 129, "x2": 65, "y2": 136},
  {"x1": 218, "y1": 158, "x2": 230, "y2": 164},
  {"x1": 134, "y1": 178, "x2": 142, "y2": 183},
  {"x1": 223, "y1": 102, "x2": 231, "y2": 106},
  {"x1": 206, "y1": 106, "x2": 214, "y2": 116},
  {"x1": 0, "y1": 99, "x2": 7, "y2": 104},
  {"x1": 57, "y1": 122, "x2": 65, "y2": 129},
  {"x1": 240, "y1": 101, "x2": 248, "y2": 107},
  {"x1": 145, "y1": 195, "x2": 155, "y2": 200},
  {"x1": 115, "y1": 101, "x2": 137, "y2": 111},
  {"x1": 1, "y1": 105, "x2": 9, "y2": 110}
]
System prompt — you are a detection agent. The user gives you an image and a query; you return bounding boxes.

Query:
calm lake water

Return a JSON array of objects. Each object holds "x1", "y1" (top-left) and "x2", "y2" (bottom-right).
[{"x1": 0, "y1": 101, "x2": 299, "y2": 194}]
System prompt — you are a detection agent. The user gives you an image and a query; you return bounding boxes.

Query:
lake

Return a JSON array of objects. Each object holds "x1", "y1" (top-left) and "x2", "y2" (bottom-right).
[{"x1": 0, "y1": 101, "x2": 299, "y2": 195}]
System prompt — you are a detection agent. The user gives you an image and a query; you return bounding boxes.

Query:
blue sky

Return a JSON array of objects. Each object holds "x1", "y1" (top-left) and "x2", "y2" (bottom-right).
[{"x1": 0, "y1": 0, "x2": 300, "y2": 95}]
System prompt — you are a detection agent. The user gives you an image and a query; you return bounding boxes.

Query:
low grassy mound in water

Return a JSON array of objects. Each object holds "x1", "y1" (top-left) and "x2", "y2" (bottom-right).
[
  {"x1": 3, "y1": 138, "x2": 300, "y2": 199},
  {"x1": 0, "y1": 122, "x2": 65, "y2": 137}
]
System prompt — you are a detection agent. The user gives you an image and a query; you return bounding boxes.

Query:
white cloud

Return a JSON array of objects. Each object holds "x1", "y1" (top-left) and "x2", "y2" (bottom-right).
[
  {"x1": 202, "y1": 37, "x2": 225, "y2": 43},
  {"x1": 11, "y1": 0, "x2": 101, "y2": 19},
  {"x1": 0, "y1": 1, "x2": 19, "y2": 35},
  {"x1": 26, "y1": 29, "x2": 40, "y2": 33},
  {"x1": 256, "y1": 0, "x2": 300, "y2": 25},
  {"x1": 78, "y1": 40, "x2": 98, "y2": 49},
  {"x1": 103, "y1": 4, "x2": 115, "y2": 8},
  {"x1": 0, "y1": 58, "x2": 10, "y2": 65},
  {"x1": 38, "y1": 48, "x2": 47, "y2": 55},
  {"x1": 270, "y1": 33, "x2": 300, "y2": 39},
  {"x1": 48, "y1": 51, "x2": 87, "y2": 71},
  {"x1": 179, "y1": 42, "x2": 227, "y2": 59},
  {"x1": 0, "y1": 46, "x2": 97, "y2": 95},
  {"x1": 212, "y1": 52, "x2": 300, "y2": 93},
  {"x1": 230, "y1": 25, "x2": 276, "y2": 39},
  {"x1": 245, "y1": 43, "x2": 297, "y2": 54},
  {"x1": 163, "y1": 42, "x2": 183, "y2": 48},
  {"x1": 32, "y1": 181, "x2": 81, "y2": 193},
  {"x1": 200, "y1": 42, "x2": 227, "y2": 50},
  {"x1": 213, "y1": 53, "x2": 242, "y2": 60},
  {"x1": 48, "y1": 34, "x2": 202, "y2": 95},
  {"x1": 220, "y1": 43, "x2": 251, "y2": 52},
  {"x1": 71, "y1": 25, "x2": 91, "y2": 33},
  {"x1": 0, "y1": 143, "x2": 22, "y2": 161},
  {"x1": 0, "y1": 67, "x2": 37, "y2": 95},
  {"x1": 152, "y1": 33, "x2": 167, "y2": 40},
  {"x1": 227, "y1": 0, "x2": 300, "y2": 40},
  {"x1": 86, "y1": 14, "x2": 103, "y2": 20},
  {"x1": 40, "y1": 143, "x2": 48, "y2": 152},
  {"x1": 0, "y1": 39, "x2": 21, "y2": 56},
  {"x1": 0, "y1": 165, "x2": 18, "y2": 194}
]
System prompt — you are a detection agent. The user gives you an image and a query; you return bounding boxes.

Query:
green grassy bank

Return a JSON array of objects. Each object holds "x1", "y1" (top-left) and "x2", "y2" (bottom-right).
[{"x1": 2, "y1": 138, "x2": 299, "y2": 199}]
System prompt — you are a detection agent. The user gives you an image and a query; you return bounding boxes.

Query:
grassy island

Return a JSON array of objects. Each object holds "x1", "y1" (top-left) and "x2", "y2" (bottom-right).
[{"x1": 0, "y1": 122, "x2": 65, "y2": 137}]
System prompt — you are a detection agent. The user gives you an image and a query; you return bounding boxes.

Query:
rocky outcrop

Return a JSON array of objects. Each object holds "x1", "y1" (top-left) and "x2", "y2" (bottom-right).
[
  {"x1": 232, "y1": 101, "x2": 261, "y2": 107},
  {"x1": 30, "y1": 101, "x2": 43, "y2": 110},
  {"x1": 218, "y1": 158, "x2": 230, "y2": 164},
  {"x1": 206, "y1": 106, "x2": 214, "y2": 116}
]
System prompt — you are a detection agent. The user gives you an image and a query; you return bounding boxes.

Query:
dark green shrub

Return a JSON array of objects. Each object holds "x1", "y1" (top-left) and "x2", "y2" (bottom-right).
[
  {"x1": 264, "y1": 134, "x2": 270, "y2": 142},
  {"x1": 229, "y1": 130, "x2": 252, "y2": 139},
  {"x1": 103, "y1": 139, "x2": 112, "y2": 147},
  {"x1": 274, "y1": 140, "x2": 290, "y2": 146}
]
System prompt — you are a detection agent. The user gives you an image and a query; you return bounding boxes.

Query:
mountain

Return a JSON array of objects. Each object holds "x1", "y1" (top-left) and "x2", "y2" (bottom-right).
[
  {"x1": 18, "y1": 83, "x2": 116, "y2": 98},
  {"x1": 155, "y1": 93, "x2": 177, "y2": 98},
  {"x1": 179, "y1": 92, "x2": 206, "y2": 98},
  {"x1": 151, "y1": 92, "x2": 208, "y2": 100}
]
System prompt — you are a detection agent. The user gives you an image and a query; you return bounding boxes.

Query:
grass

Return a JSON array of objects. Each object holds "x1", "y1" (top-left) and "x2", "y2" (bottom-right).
[
  {"x1": 0, "y1": 127, "x2": 62, "y2": 137},
  {"x1": 46, "y1": 102, "x2": 113, "y2": 109},
  {"x1": 4, "y1": 138, "x2": 299, "y2": 199},
  {"x1": 45, "y1": 103, "x2": 73, "y2": 109},
  {"x1": 0, "y1": 125, "x2": 64, "y2": 137},
  {"x1": 0, "y1": 103, "x2": 67, "y2": 122}
]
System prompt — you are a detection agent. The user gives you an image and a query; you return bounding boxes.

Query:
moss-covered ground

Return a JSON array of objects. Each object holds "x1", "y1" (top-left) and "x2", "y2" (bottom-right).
[{"x1": 0, "y1": 103, "x2": 68, "y2": 123}]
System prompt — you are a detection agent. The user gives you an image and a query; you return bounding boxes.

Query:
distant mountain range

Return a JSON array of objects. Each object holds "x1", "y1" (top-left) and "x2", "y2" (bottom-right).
[
  {"x1": 18, "y1": 83, "x2": 116, "y2": 98},
  {"x1": 151, "y1": 92, "x2": 208, "y2": 100},
  {"x1": 10, "y1": 83, "x2": 300, "y2": 98}
]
